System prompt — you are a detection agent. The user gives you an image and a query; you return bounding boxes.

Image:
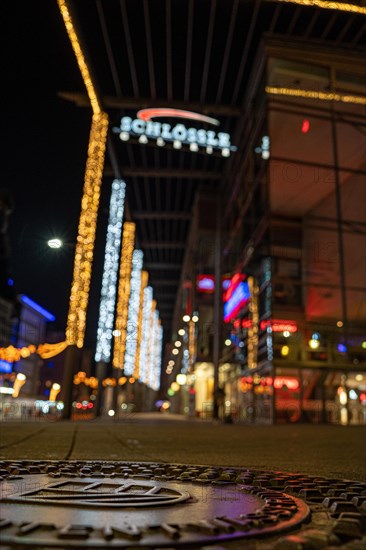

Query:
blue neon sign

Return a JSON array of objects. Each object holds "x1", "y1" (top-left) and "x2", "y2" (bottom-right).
[
  {"x1": 0, "y1": 360, "x2": 12, "y2": 373},
  {"x1": 20, "y1": 295, "x2": 55, "y2": 322},
  {"x1": 224, "y1": 281, "x2": 250, "y2": 323}
]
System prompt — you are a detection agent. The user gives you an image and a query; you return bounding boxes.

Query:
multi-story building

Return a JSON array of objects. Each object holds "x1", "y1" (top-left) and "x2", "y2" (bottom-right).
[{"x1": 170, "y1": 38, "x2": 366, "y2": 425}]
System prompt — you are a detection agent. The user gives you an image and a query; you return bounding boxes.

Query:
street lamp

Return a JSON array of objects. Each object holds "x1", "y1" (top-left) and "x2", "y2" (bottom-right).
[{"x1": 47, "y1": 238, "x2": 63, "y2": 249}]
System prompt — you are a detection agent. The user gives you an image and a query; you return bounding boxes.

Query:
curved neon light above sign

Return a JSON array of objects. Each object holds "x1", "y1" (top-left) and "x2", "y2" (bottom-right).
[
  {"x1": 137, "y1": 108, "x2": 220, "y2": 127},
  {"x1": 114, "y1": 107, "x2": 236, "y2": 156}
]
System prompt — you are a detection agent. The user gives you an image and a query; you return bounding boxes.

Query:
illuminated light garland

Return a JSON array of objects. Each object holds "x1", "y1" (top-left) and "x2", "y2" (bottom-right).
[
  {"x1": 188, "y1": 320, "x2": 196, "y2": 369},
  {"x1": 95, "y1": 180, "x2": 126, "y2": 363},
  {"x1": 271, "y1": 0, "x2": 366, "y2": 15},
  {"x1": 57, "y1": 0, "x2": 102, "y2": 114},
  {"x1": 146, "y1": 300, "x2": 157, "y2": 386},
  {"x1": 150, "y1": 320, "x2": 163, "y2": 391},
  {"x1": 247, "y1": 276, "x2": 259, "y2": 370},
  {"x1": 147, "y1": 309, "x2": 159, "y2": 389},
  {"x1": 0, "y1": 342, "x2": 68, "y2": 362},
  {"x1": 73, "y1": 371, "x2": 98, "y2": 388},
  {"x1": 266, "y1": 86, "x2": 366, "y2": 106},
  {"x1": 133, "y1": 271, "x2": 149, "y2": 380},
  {"x1": 138, "y1": 286, "x2": 153, "y2": 384},
  {"x1": 66, "y1": 112, "x2": 109, "y2": 348},
  {"x1": 124, "y1": 249, "x2": 144, "y2": 376},
  {"x1": 112, "y1": 222, "x2": 136, "y2": 369}
]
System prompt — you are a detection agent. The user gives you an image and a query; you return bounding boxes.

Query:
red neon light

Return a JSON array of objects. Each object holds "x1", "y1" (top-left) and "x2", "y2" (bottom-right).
[
  {"x1": 273, "y1": 377, "x2": 299, "y2": 390},
  {"x1": 260, "y1": 320, "x2": 298, "y2": 333},
  {"x1": 223, "y1": 273, "x2": 246, "y2": 302},
  {"x1": 197, "y1": 274, "x2": 215, "y2": 293},
  {"x1": 241, "y1": 319, "x2": 252, "y2": 329},
  {"x1": 301, "y1": 119, "x2": 310, "y2": 133},
  {"x1": 137, "y1": 108, "x2": 220, "y2": 126}
]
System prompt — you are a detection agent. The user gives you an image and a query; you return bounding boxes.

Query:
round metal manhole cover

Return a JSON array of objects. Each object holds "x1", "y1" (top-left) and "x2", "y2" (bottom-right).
[{"x1": 0, "y1": 461, "x2": 365, "y2": 548}]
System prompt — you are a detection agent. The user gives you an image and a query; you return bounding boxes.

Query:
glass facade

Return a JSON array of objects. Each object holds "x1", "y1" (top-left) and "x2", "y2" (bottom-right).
[{"x1": 217, "y1": 40, "x2": 366, "y2": 425}]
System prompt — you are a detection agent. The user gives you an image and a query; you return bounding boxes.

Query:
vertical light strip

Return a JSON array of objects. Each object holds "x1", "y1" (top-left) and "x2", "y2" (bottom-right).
[
  {"x1": 58, "y1": 0, "x2": 109, "y2": 348},
  {"x1": 139, "y1": 286, "x2": 153, "y2": 384},
  {"x1": 66, "y1": 112, "x2": 109, "y2": 347},
  {"x1": 57, "y1": 0, "x2": 102, "y2": 114},
  {"x1": 148, "y1": 308, "x2": 159, "y2": 388},
  {"x1": 133, "y1": 271, "x2": 148, "y2": 379},
  {"x1": 124, "y1": 249, "x2": 144, "y2": 375},
  {"x1": 146, "y1": 300, "x2": 157, "y2": 386},
  {"x1": 149, "y1": 313, "x2": 162, "y2": 391},
  {"x1": 153, "y1": 322, "x2": 163, "y2": 391},
  {"x1": 95, "y1": 180, "x2": 126, "y2": 362},
  {"x1": 112, "y1": 222, "x2": 135, "y2": 369},
  {"x1": 247, "y1": 276, "x2": 259, "y2": 370}
]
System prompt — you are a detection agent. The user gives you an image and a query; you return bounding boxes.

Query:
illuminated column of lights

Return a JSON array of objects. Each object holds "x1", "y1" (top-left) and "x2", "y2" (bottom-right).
[
  {"x1": 112, "y1": 222, "x2": 136, "y2": 369},
  {"x1": 265, "y1": 86, "x2": 366, "y2": 106},
  {"x1": 147, "y1": 309, "x2": 159, "y2": 389},
  {"x1": 146, "y1": 300, "x2": 157, "y2": 386},
  {"x1": 272, "y1": 0, "x2": 366, "y2": 15},
  {"x1": 57, "y1": 0, "x2": 102, "y2": 115},
  {"x1": 124, "y1": 249, "x2": 144, "y2": 376},
  {"x1": 133, "y1": 271, "x2": 149, "y2": 379},
  {"x1": 66, "y1": 112, "x2": 109, "y2": 348},
  {"x1": 247, "y1": 276, "x2": 259, "y2": 370},
  {"x1": 150, "y1": 320, "x2": 163, "y2": 391},
  {"x1": 138, "y1": 286, "x2": 153, "y2": 384},
  {"x1": 95, "y1": 180, "x2": 126, "y2": 363},
  {"x1": 188, "y1": 320, "x2": 196, "y2": 370}
]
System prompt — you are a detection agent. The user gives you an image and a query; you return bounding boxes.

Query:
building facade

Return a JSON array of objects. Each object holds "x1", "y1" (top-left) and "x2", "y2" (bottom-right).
[{"x1": 169, "y1": 38, "x2": 366, "y2": 425}]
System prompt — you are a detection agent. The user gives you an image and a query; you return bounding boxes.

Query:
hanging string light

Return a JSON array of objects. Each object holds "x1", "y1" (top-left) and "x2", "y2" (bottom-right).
[
  {"x1": 266, "y1": 86, "x2": 366, "y2": 106},
  {"x1": 272, "y1": 0, "x2": 366, "y2": 15},
  {"x1": 133, "y1": 271, "x2": 149, "y2": 380},
  {"x1": 95, "y1": 180, "x2": 126, "y2": 363},
  {"x1": 124, "y1": 250, "x2": 144, "y2": 376},
  {"x1": 113, "y1": 222, "x2": 136, "y2": 369},
  {"x1": 139, "y1": 286, "x2": 153, "y2": 384},
  {"x1": 65, "y1": 111, "x2": 109, "y2": 348}
]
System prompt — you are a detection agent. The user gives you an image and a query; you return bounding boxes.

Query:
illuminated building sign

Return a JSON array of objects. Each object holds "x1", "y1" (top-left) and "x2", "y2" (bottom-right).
[
  {"x1": 197, "y1": 275, "x2": 215, "y2": 293},
  {"x1": 273, "y1": 376, "x2": 299, "y2": 391},
  {"x1": 260, "y1": 320, "x2": 298, "y2": 333},
  {"x1": 114, "y1": 108, "x2": 236, "y2": 157},
  {"x1": 234, "y1": 319, "x2": 298, "y2": 332},
  {"x1": 223, "y1": 274, "x2": 250, "y2": 323},
  {"x1": 196, "y1": 275, "x2": 234, "y2": 293},
  {"x1": 20, "y1": 295, "x2": 55, "y2": 322}
]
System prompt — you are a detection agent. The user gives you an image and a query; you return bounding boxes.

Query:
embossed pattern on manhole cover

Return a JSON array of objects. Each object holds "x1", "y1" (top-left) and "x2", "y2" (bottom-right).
[{"x1": 0, "y1": 460, "x2": 365, "y2": 548}]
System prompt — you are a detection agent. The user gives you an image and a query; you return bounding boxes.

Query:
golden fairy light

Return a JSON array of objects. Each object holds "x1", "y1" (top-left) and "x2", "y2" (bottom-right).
[
  {"x1": 266, "y1": 86, "x2": 366, "y2": 106},
  {"x1": 247, "y1": 276, "x2": 259, "y2": 370},
  {"x1": 113, "y1": 222, "x2": 136, "y2": 369},
  {"x1": 57, "y1": 0, "x2": 102, "y2": 115},
  {"x1": 0, "y1": 341, "x2": 68, "y2": 362},
  {"x1": 57, "y1": 0, "x2": 109, "y2": 349},
  {"x1": 66, "y1": 112, "x2": 109, "y2": 348},
  {"x1": 133, "y1": 270, "x2": 149, "y2": 379},
  {"x1": 272, "y1": 0, "x2": 366, "y2": 15}
]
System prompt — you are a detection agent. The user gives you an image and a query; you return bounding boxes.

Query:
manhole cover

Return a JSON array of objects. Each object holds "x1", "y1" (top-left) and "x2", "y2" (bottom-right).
[{"x1": 0, "y1": 460, "x2": 365, "y2": 548}]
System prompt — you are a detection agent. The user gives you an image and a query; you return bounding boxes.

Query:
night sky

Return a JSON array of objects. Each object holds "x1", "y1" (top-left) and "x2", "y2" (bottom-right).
[{"x1": 4, "y1": 2, "x2": 109, "y2": 348}]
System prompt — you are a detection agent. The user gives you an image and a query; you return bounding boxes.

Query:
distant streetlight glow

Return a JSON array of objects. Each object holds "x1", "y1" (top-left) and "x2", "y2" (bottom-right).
[
  {"x1": 183, "y1": 315, "x2": 190, "y2": 322},
  {"x1": 48, "y1": 238, "x2": 63, "y2": 249}
]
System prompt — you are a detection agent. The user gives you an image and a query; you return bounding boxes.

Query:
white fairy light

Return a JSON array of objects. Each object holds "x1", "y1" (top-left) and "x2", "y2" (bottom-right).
[
  {"x1": 124, "y1": 249, "x2": 144, "y2": 376},
  {"x1": 95, "y1": 179, "x2": 126, "y2": 362},
  {"x1": 139, "y1": 286, "x2": 153, "y2": 384}
]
